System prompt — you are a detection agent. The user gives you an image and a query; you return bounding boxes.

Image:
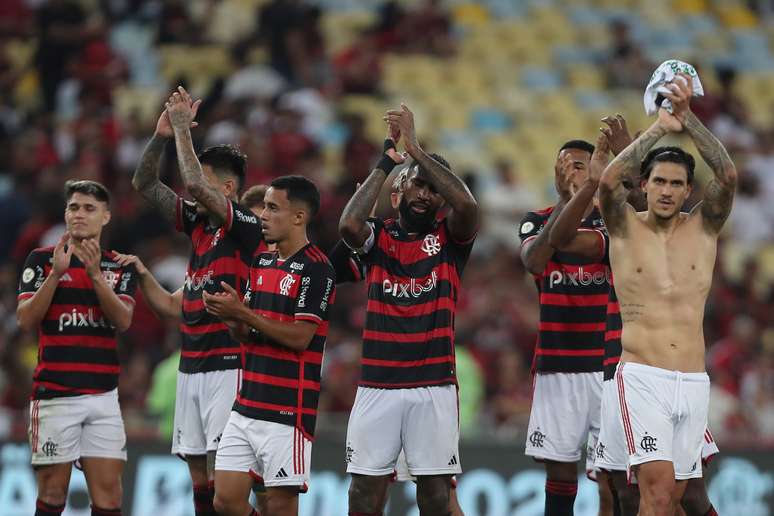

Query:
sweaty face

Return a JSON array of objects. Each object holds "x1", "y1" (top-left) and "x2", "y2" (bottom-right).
[
  {"x1": 260, "y1": 187, "x2": 301, "y2": 244},
  {"x1": 398, "y1": 169, "x2": 444, "y2": 233},
  {"x1": 64, "y1": 192, "x2": 110, "y2": 240},
  {"x1": 196, "y1": 165, "x2": 235, "y2": 215},
  {"x1": 556, "y1": 148, "x2": 592, "y2": 195},
  {"x1": 643, "y1": 162, "x2": 692, "y2": 220}
]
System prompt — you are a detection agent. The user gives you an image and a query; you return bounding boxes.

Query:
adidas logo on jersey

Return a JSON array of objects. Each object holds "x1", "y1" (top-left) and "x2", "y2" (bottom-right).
[
  {"x1": 448, "y1": 455, "x2": 458, "y2": 466},
  {"x1": 275, "y1": 468, "x2": 288, "y2": 479},
  {"x1": 59, "y1": 273, "x2": 73, "y2": 282}
]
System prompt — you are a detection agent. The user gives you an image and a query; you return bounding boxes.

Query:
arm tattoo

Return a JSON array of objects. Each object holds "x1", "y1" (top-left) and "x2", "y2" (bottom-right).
[
  {"x1": 684, "y1": 112, "x2": 737, "y2": 233},
  {"x1": 339, "y1": 168, "x2": 386, "y2": 246},
  {"x1": 132, "y1": 135, "x2": 177, "y2": 223},
  {"x1": 599, "y1": 122, "x2": 666, "y2": 236},
  {"x1": 411, "y1": 148, "x2": 478, "y2": 239},
  {"x1": 173, "y1": 128, "x2": 230, "y2": 224}
]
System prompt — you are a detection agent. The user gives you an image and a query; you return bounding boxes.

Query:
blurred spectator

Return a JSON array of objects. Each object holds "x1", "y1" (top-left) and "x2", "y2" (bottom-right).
[
  {"x1": 604, "y1": 19, "x2": 653, "y2": 90},
  {"x1": 727, "y1": 172, "x2": 772, "y2": 250},
  {"x1": 35, "y1": 0, "x2": 89, "y2": 112},
  {"x1": 480, "y1": 160, "x2": 535, "y2": 250},
  {"x1": 335, "y1": 28, "x2": 384, "y2": 95},
  {"x1": 708, "y1": 315, "x2": 758, "y2": 396},
  {"x1": 741, "y1": 328, "x2": 774, "y2": 439},
  {"x1": 341, "y1": 113, "x2": 379, "y2": 186},
  {"x1": 402, "y1": 0, "x2": 455, "y2": 56}
]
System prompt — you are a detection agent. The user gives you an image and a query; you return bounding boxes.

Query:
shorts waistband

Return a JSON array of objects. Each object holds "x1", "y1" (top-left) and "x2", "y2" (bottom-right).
[{"x1": 619, "y1": 362, "x2": 708, "y2": 382}]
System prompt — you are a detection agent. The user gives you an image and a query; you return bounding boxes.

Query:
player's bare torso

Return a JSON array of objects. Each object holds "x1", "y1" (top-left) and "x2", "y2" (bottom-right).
[{"x1": 609, "y1": 209, "x2": 716, "y2": 372}]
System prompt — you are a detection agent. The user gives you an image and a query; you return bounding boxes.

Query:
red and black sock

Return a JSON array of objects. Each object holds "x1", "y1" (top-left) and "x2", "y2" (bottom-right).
[
  {"x1": 90, "y1": 506, "x2": 121, "y2": 516},
  {"x1": 193, "y1": 483, "x2": 216, "y2": 516},
  {"x1": 545, "y1": 480, "x2": 577, "y2": 515},
  {"x1": 35, "y1": 499, "x2": 64, "y2": 516},
  {"x1": 704, "y1": 507, "x2": 718, "y2": 516}
]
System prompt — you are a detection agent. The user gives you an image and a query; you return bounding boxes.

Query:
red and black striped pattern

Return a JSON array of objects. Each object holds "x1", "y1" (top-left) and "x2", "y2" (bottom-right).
[
  {"x1": 603, "y1": 280, "x2": 622, "y2": 381},
  {"x1": 519, "y1": 207, "x2": 610, "y2": 373},
  {"x1": 358, "y1": 218, "x2": 475, "y2": 388},
  {"x1": 17, "y1": 248, "x2": 138, "y2": 399},
  {"x1": 176, "y1": 198, "x2": 266, "y2": 373},
  {"x1": 235, "y1": 244, "x2": 335, "y2": 439}
]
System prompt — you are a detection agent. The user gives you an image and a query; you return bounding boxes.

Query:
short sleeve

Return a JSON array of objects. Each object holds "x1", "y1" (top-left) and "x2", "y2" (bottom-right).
[
  {"x1": 224, "y1": 201, "x2": 265, "y2": 254},
  {"x1": 518, "y1": 211, "x2": 549, "y2": 247},
  {"x1": 175, "y1": 197, "x2": 201, "y2": 236},
  {"x1": 442, "y1": 219, "x2": 476, "y2": 274},
  {"x1": 17, "y1": 250, "x2": 49, "y2": 300},
  {"x1": 328, "y1": 240, "x2": 365, "y2": 284},
  {"x1": 294, "y1": 262, "x2": 336, "y2": 324},
  {"x1": 115, "y1": 263, "x2": 139, "y2": 305}
]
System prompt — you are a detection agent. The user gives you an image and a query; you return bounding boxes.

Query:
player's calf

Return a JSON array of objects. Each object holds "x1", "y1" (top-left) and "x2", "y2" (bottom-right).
[{"x1": 544, "y1": 460, "x2": 578, "y2": 515}]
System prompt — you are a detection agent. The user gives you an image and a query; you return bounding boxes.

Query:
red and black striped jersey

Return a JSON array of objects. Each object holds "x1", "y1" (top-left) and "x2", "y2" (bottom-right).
[
  {"x1": 357, "y1": 217, "x2": 475, "y2": 389},
  {"x1": 176, "y1": 197, "x2": 267, "y2": 373},
  {"x1": 17, "y1": 247, "x2": 138, "y2": 400},
  {"x1": 604, "y1": 280, "x2": 622, "y2": 381},
  {"x1": 328, "y1": 239, "x2": 365, "y2": 284},
  {"x1": 519, "y1": 206, "x2": 610, "y2": 373},
  {"x1": 235, "y1": 244, "x2": 335, "y2": 439}
]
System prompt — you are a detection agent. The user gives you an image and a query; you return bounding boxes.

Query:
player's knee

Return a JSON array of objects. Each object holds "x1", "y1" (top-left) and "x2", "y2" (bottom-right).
[
  {"x1": 265, "y1": 493, "x2": 296, "y2": 516},
  {"x1": 642, "y1": 486, "x2": 674, "y2": 514},
  {"x1": 90, "y1": 478, "x2": 122, "y2": 509},
  {"x1": 213, "y1": 492, "x2": 236, "y2": 516},
  {"x1": 416, "y1": 484, "x2": 450, "y2": 516},
  {"x1": 545, "y1": 460, "x2": 578, "y2": 482},
  {"x1": 348, "y1": 476, "x2": 380, "y2": 512},
  {"x1": 616, "y1": 486, "x2": 640, "y2": 515},
  {"x1": 38, "y1": 483, "x2": 68, "y2": 506}
]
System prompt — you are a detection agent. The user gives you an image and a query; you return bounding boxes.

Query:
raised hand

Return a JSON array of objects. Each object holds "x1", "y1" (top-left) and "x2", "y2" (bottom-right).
[
  {"x1": 589, "y1": 132, "x2": 611, "y2": 184},
  {"x1": 554, "y1": 152, "x2": 575, "y2": 202},
  {"x1": 601, "y1": 114, "x2": 634, "y2": 156},
  {"x1": 384, "y1": 103, "x2": 418, "y2": 150},
  {"x1": 112, "y1": 252, "x2": 148, "y2": 276},
  {"x1": 658, "y1": 73, "x2": 693, "y2": 133},
  {"x1": 73, "y1": 238, "x2": 102, "y2": 279},
  {"x1": 165, "y1": 86, "x2": 202, "y2": 132},
  {"x1": 385, "y1": 122, "x2": 407, "y2": 164},
  {"x1": 52, "y1": 232, "x2": 74, "y2": 278}
]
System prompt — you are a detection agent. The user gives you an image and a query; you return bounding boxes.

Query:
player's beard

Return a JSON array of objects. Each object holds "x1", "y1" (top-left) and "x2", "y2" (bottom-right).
[{"x1": 398, "y1": 197, "x2": 436, "y2": 234}]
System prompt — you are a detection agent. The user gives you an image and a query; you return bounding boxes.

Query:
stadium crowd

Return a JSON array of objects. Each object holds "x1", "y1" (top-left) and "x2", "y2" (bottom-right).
[{"x1": 0, "y1": 0, "x2": 772, "y2": 449}]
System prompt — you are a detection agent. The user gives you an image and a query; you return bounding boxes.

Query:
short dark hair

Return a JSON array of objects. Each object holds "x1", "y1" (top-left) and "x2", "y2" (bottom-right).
[
  {"x1": 640, "y1": 146, "x2": 695, "y2": 184},
  {"x1": 559, "y1": 140, "x2": 595, "y2": 155},
  {"x1": 198, "y1": 145, "x2": 247, "y2": 192},
  {"x1": 64, "y1": 180, "x2": 110, "y2": 205},
  {"x1": 269, "y1": 175, "x2": 320, "y2": 217},
  {"x1": 240, "y1": 184, "x2": 268, "y2": 209}
]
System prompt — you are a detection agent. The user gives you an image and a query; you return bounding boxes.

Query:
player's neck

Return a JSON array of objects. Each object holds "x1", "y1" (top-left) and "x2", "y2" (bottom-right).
[
  {"x1": 276, "y1": 231, "x2": 309, "y2": 260},
  {"x1": 645, "y1": 210, "x2": 680, "y2": 233}
]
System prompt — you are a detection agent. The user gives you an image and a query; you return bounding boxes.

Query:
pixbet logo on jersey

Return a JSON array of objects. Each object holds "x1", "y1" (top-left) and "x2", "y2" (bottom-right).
[
  {"x1": 59, "y1": 308, "x2": 113, "y2": 331},
  {"x1": 548, "y1": 267, "x2": 610, "y2": 289},
  {"x1": 383, "y1": 270, "x2": 438, "y2": 298}
]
